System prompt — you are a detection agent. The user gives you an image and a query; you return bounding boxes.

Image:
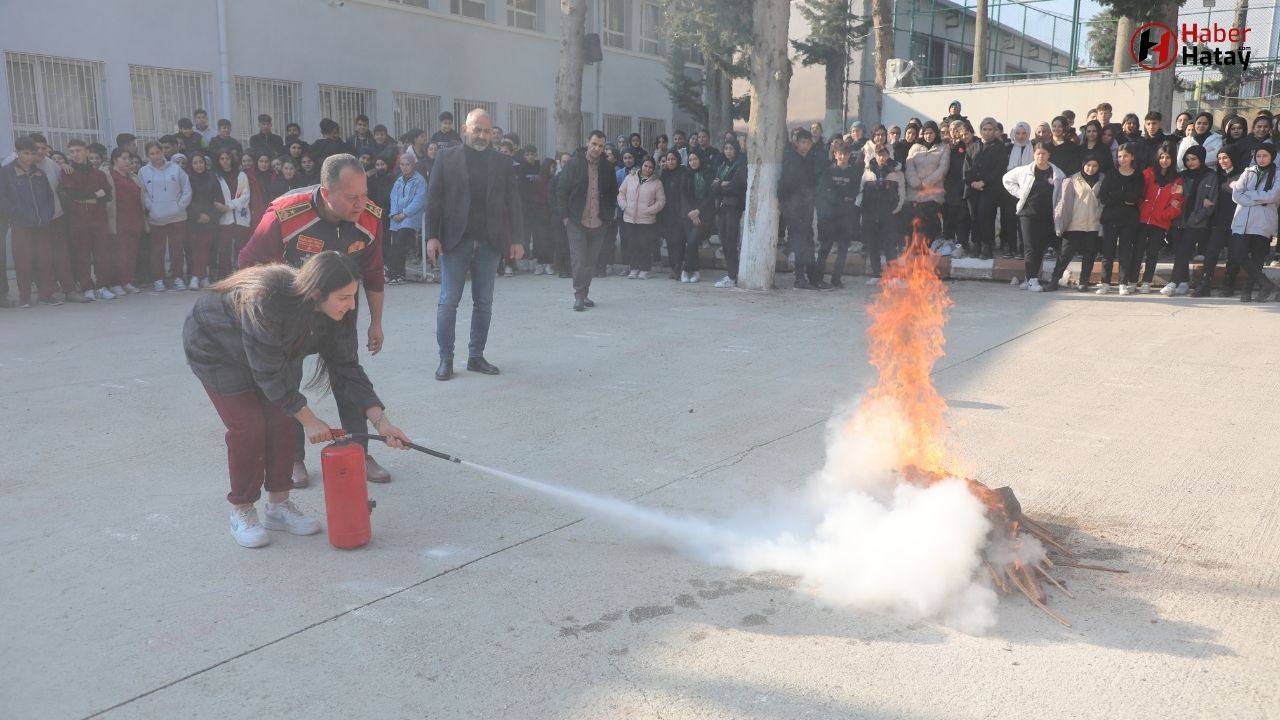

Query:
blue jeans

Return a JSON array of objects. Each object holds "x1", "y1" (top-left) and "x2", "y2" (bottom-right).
[{"x1": 436, "y1": 238, "x2": 500, "y2": 360}]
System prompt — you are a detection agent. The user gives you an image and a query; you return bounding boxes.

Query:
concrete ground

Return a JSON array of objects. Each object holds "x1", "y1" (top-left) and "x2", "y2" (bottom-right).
[{"x1": 2, "y1": 269, "x2": 1278, "y2": 720}]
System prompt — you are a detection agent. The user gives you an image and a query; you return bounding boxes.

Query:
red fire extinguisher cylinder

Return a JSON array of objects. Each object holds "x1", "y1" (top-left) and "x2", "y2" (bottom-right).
[{"x1": 320, "y1": 436, "x2": 375, "y2": 549}]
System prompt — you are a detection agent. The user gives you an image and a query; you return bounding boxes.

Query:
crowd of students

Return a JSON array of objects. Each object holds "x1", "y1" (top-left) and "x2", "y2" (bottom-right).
[{"x1": 2, "y1": 100, "x2": 1279, "y2": 309}]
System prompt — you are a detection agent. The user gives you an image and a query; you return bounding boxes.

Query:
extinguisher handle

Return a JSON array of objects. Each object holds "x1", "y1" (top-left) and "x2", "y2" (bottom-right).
[{"x1": 335, "y1": 431, "x2": 463, "y2": 464}]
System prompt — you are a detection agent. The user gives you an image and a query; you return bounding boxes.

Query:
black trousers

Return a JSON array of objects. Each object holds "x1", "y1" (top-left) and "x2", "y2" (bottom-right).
[
  {"x1": 1020, "y1": 214, "x2": 1056, "y2": 281},
  {"x1": 528, "y1": 208, "x2": 553, "y2": 265},
  {"x1": 967, "y1": 190, "x2": 1000, "y2": 256},
  {"x1": 0, "y1": 212, "x2": 9, "y2": 298},
  {"x1": 1140, "y1": 224, "x2": 1168, "y2": 284},
  {"x1": 552, "y1": 216, "x2": 571, "y2": 274},
  {"x1": 1112, "y1": 220, "x2": 1144, "y2": 284},
  {"x1": 1199, "y1": 225, "x2": 1240, "y2": 291},
  {"x1": 717, "y1": 205, "x2": 743, "y2": 280},
  {"x1": 912, "y1": 201, "x2": 941, "y2": 244},
  {"x1": 863, "y1": 213, "x2": 900, "y2": 276},
  {"x1": 623, "y1": 222, "x2": 658, "y2": 271},
  {"x1": 999, "y1": 190, "x2": 1020, "y2": 254},
  {"x1": 817, "y1": 211, "x2": 855, "y2": 282},
  {"x1": 387, "y1": 228, "x2": 414, "y2": 280},
  {"x1": 942, "y1": 200, "x2": 971, "y2": 247},
  {"x1": 1231, "y1": 233, "x2": 1274, "y2": 292},
  {"x1": 676, "y1": 218, "x2": 713, "y2": 273},
  {"x1": 786, "y1": 205, "x2": 816, "y2": 278},
  {"x1": 1171, "y1": 226, "x2": 1204, "y2": 284},
  {"x1": 594, "y1": 219, "x2": 618, "y2": 273},
  {"x1": 1052, "y1": 230, "x2": 1101, "y2": 284}
]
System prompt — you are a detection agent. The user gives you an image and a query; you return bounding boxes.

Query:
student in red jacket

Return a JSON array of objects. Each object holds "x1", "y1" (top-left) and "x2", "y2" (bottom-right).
[
  {"x1": 1135, "y1": 145, "x2": 1184, "y2": 293},
  {"x1": 61, "y1": 139, "x2": 114, "y2": 300}
]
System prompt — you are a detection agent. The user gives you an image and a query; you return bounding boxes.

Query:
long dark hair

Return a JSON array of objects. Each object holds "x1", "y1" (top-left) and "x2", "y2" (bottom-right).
[{"x1": 213, "y1": 251, "x2": 361, "y2": 390}]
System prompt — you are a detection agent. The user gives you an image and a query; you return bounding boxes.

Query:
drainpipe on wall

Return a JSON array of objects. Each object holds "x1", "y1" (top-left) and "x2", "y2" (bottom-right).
[{"x1": 217, "y1": 0, "x2": 232, "y2": 120}]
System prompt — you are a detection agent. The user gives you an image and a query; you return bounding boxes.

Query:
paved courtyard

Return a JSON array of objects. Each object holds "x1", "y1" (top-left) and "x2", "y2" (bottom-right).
[{"x1": 2, "y1": 273, "x2": 1277, "y2": 719}]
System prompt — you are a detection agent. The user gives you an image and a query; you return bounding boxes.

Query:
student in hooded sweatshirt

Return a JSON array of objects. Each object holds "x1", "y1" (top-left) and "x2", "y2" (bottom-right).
[
  {"x1": 139, "y1": 141, "x2": 192, "y2": 291},
  {"x1": 816, "y1": 142, "x2": 862, "y2": 288},
  {"x1": 1229, "y1": 144, "x2": 1280, "y2": 302},
  {"x1": 1176, "y1": 112, "x2": 1223, "y2": 172},
  {"x1": 185, "y1": 151, "x2": 221, "y2": 290},
  {"x1": 858, "y1": 143, "x2": 906, "y2": 285},
  {"x1": 1003, "y1": 142, "x2": 1066, "y2": 292},
  {"x1": 906, "y1": 121, "x2": 949, "y2": 247},
  {"x1": 1194, "y1": 149, "x2": 1243, "y2": 297},
  {"x1": 1047, "y1": 156, "x2": 1104, "y2": 291},
  {"x1": 1097, "y1": 143, "x2": 1146, "y2": 295},
  {"x1": 1163, "y1": 145, "x2": 1219, "y2": 296},
  {"x1": 1135, "y1": 146, "x2": 1184, "y2": 293},
  {"x1": 1001, "y1": 122, "x2": 1034, "y2": 258}
]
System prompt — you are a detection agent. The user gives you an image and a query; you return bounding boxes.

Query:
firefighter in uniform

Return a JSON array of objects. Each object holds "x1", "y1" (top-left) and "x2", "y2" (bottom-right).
[{"x1": 238, "y1": 153, "x2": 392, "y2": 485}]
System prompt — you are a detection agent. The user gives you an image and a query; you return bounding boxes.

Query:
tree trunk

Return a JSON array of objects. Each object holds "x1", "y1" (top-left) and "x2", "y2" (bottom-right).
[
  {"x1": 1147, "y1": 0, "x2": 1178, "y2": 118},
  {"x1": 824, "y1": 59, "x2": 844, "y2": 137},
  {"x1": 1226, "y1": 0, "x2": 1251, "y2": 115},
  {"x1": 872, "y1": 0, "x2": 894, "y2": 90},
  {"x1": 972, "y1": 0, "x2": 987, "y2": 83},
  {"x1": 738, "y1": 0, "x2": 793, "y2": 291},
  {"x1": 1113, "y1": 16, "x2": 1132, "y2": 73},
  {"x1": 554, "y1": 0, "x2": 589, "y2": 155}
]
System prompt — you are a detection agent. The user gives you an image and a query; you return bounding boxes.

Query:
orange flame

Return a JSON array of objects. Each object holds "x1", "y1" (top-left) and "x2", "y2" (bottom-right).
[{"x1": 861, "y1": 219, "x2": 955, "y2": 480}]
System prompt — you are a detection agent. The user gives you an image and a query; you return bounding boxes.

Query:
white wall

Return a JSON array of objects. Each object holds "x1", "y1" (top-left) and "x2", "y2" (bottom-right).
[
  {"x1": 0, "y1": 0, "x2": 673, "y2": 155},
  {"x1": 883, "y1": 72, "x2": 1152, "y2": 128}
]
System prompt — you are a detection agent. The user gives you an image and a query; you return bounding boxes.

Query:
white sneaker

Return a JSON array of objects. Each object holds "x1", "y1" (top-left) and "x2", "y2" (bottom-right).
[
  {"x1": 714, "y1": 276, "x2": 736, "y2": 288},
  {"x1": 503, "y1": 266, "x2": 514, "y2": 277},
  {"x1": 188, "y1": 277, "x2": 201, "y2": 291},
  {"x1": 689, "y1": 271, "x2": 700, "y2": 283},
  {"x1": 1018, "y1": 280, "x2": 1030, "y2": 290},
  {"x1": 199, "y1": 278, "x2": 210, "y2": 289},
  {"x1": 1138, "y1": 282, "x2": 1152, "y2": 294},
  {"x1": 153, "y1": 280, "x2": 166, "y2": 292},
  {"x1": 123, "y1": 283, "x2": 141, "y2": 294},
  {"x1": 1160, "y1": 282, "x2": 1176, "y2": 296},
  {"x1": 618, "y1": 266, "x2": 631, "y2": 277},
  {"x1": 1175, "y1": 282, "x2": 1189, "y2": 296},
  {"x1": 680, "y1": 271, "x2": 690, "y2": 283},
  {"x1": 1027, "y1": 278, "x2": 1044, "y2": 292},
  {"x1": 230, "y1": 505, "x2": 269, "y2": 548},
  {"x1": 628, "y1": 270, "x2": 639, "y2": 279},
  {"x1": 1118, "y1": 283, "x2": 1132, "y2": 296},
  {"x1": 1193, "y1": 254, "x2": 1205, "y2": 262},
  {"x1": 1095, "y1": 283, "x2": 1110, "y2": 295},
  {"x1": 109, "y1": 285, "x2": 127, "y2": 297},
  {"x1": 866, "y1": 277, "x2": 881, "y2": 286},
  {"x1": 173, "y1": 277, "x2": 187, "y2": 291},
  {"x1": 82, "y1": 290, "x2": 96, "y2": 302},
  {"x1": 95, "y1": 287, "x2": 116, "y2": 300},
  {"x1": 534, "y1": 264, "x2": 545, "y2": 275},
  {"x1": 263, "y1": 499, "x2": 322, "y2": 536},
  {"x1": 637, "y1": 271, "x2": 649, "y2": 280}
]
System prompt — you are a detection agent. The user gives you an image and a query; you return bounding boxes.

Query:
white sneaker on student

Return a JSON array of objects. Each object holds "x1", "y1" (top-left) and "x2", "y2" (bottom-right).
[
  {"x1": 1160, "y1": 281, "x2": 1176, "y2": 296},
  {"x1": 263, "y1": 499, "x2": 322, "y2": 536},
  {"x1": 200, "y1": 277, "x2": 210, "y2": 289},
  {"x1": 123, "y1": 283, "x2": 141, "y2": 294},
  {"x1": 714, "y1": 276, "x2": 736, "y2": 288},
  {"x1": 153, "y1": 280, "x2": 166, "y2": 292},
  {"x1": 95, "y1": 287, "x2": 116, "y2": 300},
  {"x1": 637, "y1": 271, "x2": 649, "y2": 280},
  {"x1": 1175, "y1": 282, "x2": 1189, "y2": 296},
  {"x1": 689, "y1": 271, "x2": 700, "y2": 283},
  {"x1": 230, "y1": 505, "x2": 269, "y2": 548},
  {"x1": 534, "y1": 264, "x2": 545, "y2": 275},
  {"x1": 1118, "y1": 283, "x2": 1132, "y2": 296},
  {"x1": 109, "y1": 285, "x2": 127, "y2": 297},
  {"x1": 82, "y1": 289, "x2": 96, "y2": 302},
  {"x1": 174, "y1": 277, "x2": 189, "y2": 291},
  {"x1": 1138, "y1": 282, "x2": 1152, "y2": 294},
  {"x1": 1018, "y1": 280, "x2": 1030, "y2": 290},
  {"x1": 866, "y1": 277, "x2": 881, "y2": 286},
  {"x1": 680, "y1": 271, "x2": 690, "y2": 283},
  {"x1": 628, "y1": 270, "x2": 639, "y2": 279},
  {"x1": 1027, "y1": 278, "x2": 1044, "y2": 292},
  {"x1": 188, "y1": 277, "x2": 201, "y2": 291},
  {"x1": 1095, "y1": 283, "x2": 1110, "y2": 295}
]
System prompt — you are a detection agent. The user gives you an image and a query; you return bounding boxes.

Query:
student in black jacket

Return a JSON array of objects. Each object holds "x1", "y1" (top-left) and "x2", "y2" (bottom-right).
[
  {"x1": 711, "y1": 141, "x2": 746, "y2": 287},
  {"x1": 677, "y1": 149, "x2": 716, "y2": 283},
  {"x1": 778, "y1": 129, "x2": 825, "y2": 289},
  {"x1": 1096, "y1": 143, "x2": 1145, "y2": 294},
  {"x1": 658, "y1": 151, "x2": 685, "y2": 278},
  {"x1": 964, "y1": 118, "x2": 1009, "y2": 259},
  {"x1": 1194, "y1": 149, "x2": 1243, "y2": 297},
  {"x1": 816, "y1": 142, "x2": 862, "y2": 287}
]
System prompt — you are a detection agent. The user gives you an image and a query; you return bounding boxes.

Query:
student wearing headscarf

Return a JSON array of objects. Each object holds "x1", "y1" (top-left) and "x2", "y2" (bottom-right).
[
  {"x1": 1193, "y1": 149, "x2": 1243, "y2": 297},
  {"x1": 1001, "y1": 122, "x2": 1034, "y2": 258},
  {"x1": 1229, "y1": 144, "x2": 1280, "y2": 302},
  {"x1": 1047, "y1": 156, "x2": 1104, "y2": 291},
  {"x1": 1176, "y1": 112, "x2": 1223, "y2": 171},
  {"x1": 1160, "y1": 145, "x2": 1218, "y2": 296},
  {"x1": 905, "y1": 121, "x2": 948, "y2": 244}
]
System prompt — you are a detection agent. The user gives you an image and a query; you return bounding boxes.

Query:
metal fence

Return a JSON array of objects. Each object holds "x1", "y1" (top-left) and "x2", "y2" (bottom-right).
[
  {"x1": 393, "y1": 91, "x2": 441, "y2": 140},
  {"x1": 5, "y1": 51, "x2": 108, "y2": 149},
  {"x1": 129, "y1": 65, "x2": 213, "y2": 146},
  {"x1": 234, "y1": 76, "x2": 301, "y2": 145},
  {"x1": 318, "y1": 84, "x2": 376, "y2": 137}
]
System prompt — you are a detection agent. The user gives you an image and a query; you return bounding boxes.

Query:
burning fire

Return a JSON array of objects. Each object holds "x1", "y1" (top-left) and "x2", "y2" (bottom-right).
[{"x1": 859, "y1": 221, "x2": 1123, "y2": 626}]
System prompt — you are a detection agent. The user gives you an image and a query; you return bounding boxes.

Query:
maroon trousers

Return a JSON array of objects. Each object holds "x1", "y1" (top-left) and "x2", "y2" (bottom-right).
[
  {"x1": 150, "y1": 222, "x2": 187, "y2": 282},
  {"x1": 204, "y1": 385, "x2": 297, "y2": 506},
  {"x1": 112, "y1": 227, "x2": 143, "y2": 287},
  {"x1": 48, "y1": 218, "x2": 76, "y2": 294},
  {"x1": 9, "y1": 225, "x2": 55, "y2": 302},
  {"x1": 215, "y1": 224, "x2": 248, "y2": 280},
  {"x1": 188, "y1": 223, "x2": 215, "y2": 279},
  {"x1": 70, "y1": 216, "x2": 111, "y2": 289}
]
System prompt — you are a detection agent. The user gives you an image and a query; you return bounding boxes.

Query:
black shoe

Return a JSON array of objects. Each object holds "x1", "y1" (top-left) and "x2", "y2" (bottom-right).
[
  {"x1": 669, "y1": 270, "x2": 681, "y2": 280},
  {"x1": 558, "y1": 271, "x2": 572, "y2": 278},
  {"x1": 573, "y1": 298, "x2": 585, "y2": 312},
  {"x1": 1217, "y1": 287, "x2": 1235, "y2": 298},
  {"x1": 812, "y1": 279, "x2": 833, "y2": 290},
  {"x1": 466, "y1": 357, "x2": 500, "y2": 375},
  {"x1": 435, "y1": 359, "x2": 453, "y2": 381},
  {"x1": 1045, "y1": 280, "x2": 1060, "y2": 292},
  {"x1": 1257, "y1": 284, "x2": 1277, "y2": 303},
  {"x1": 0, "y1": 296, "x2": 13, "y2": 308},
  {"x1": 1002, "y1": 251, "x2": 1015, "y2": 259},
  {"x1": 1241, "y1": 289, "x2": 1253, "y2": 302},
  {"x1": 37, "y1": 295, "x2": 63, "y2": 306},
  {"x1": 829, "y1": 279, "x2": 844, "y2": 289},
  {"x1": 1191, "y1": 285, "x2": 1210, "y2": 298},
  {"x1": 980, "y1": 252, "x2": 993, "y2": 261},
  {"x1": 1076, "y1": 283, "x2": 1088, "y2": 293},
  {"x1": 583, "y1": 297, "x2": 595, "y2": 308},
  {"x1": 794, "y1": 277, "x2": 812, "y2": 290}
]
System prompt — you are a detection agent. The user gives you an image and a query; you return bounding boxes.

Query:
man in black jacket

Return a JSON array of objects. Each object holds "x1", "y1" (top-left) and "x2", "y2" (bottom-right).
[
  {"x1": 964, "y1": 118, "x2": 1009, "y2": 259},
  {"x1": 425, "y1": 109, "x2": 525, "y2": 379},
  {"x1": 778, "y1": 129, "x2": 829, "y2": 289},
  {"x1": 249, "y1": 114, "x2": 285, "y2": 158},
  {"x1": 555, "y1": 130, "x2": 618, "y2": 311}
]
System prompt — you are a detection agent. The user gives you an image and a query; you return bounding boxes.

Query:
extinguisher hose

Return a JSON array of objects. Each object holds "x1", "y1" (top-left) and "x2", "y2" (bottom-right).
[{"x1": 333, "y1": 431, "x2": 463, "y2": 464}]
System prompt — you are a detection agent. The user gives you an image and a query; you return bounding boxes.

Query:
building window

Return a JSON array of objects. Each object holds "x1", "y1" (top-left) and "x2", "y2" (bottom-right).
[
  {"x1": 394, "y1": 92, "x2": 442, "y2": 141},
  {"x1": 945, "y1": 46, "x2": 973, "y2": 81},
  {"x1": 639, "y1": 1, "x2": 662, "y2": 55},
  {"x1": 234, "y1": 76, "x2": 302, "y2": 144},
  {"x1": 909, "y1": 34, "x2": 945, "y2": 85},
  {"x1": 129, "y1": 65, "x2": 213, "y2": 146},
  {"x1": 5, "y1": 52, "x2": 107, "y2": 150},
  {"x1": 603, "y1": 0, "x2": 628, "y2": 49},
  {"x1": 318, "y1": 84, "x2": 376, "y2": 138},
  {"x1": 603, "y1": 114, "x2": 631, "y2": 144},
  {"x1": 507, "y1": 0, "x2": 537, "y2": 29},
  {"x1": 452, "y1": 98, "x2": 498, "y2": 132},
  {"x1": 637, "y1": 117, "x2": 666, "y2": 148},
  {"x1": 508, "y1": 104, "x2": 547, "y2": 152},
  {"x1": 451, "y1": 0, "x2": 487, "y2": 19}
]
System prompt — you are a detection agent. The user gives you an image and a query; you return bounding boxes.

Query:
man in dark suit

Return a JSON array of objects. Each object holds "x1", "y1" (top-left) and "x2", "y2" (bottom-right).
[
  {"x1": 425, "y1": 108, "x2": 524, "y2": 381},
  {"x1": 555, "y1": 130, "x2": 618, "y2": 311}
]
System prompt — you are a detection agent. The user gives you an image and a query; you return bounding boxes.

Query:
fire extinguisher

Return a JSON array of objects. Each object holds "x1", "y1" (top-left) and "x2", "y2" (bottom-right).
[{"x1": 320, "y1": 433, "x2": 376, "y2": 549}]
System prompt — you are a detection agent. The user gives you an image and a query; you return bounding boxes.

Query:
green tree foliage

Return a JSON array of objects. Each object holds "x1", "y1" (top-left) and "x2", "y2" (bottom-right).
[
  {"x1": 791, "y1": 0, "x2": 868, "y2": 68},
  {"x1": 1085, "y1": 8, "x2": 1118, "y2": 69}
]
